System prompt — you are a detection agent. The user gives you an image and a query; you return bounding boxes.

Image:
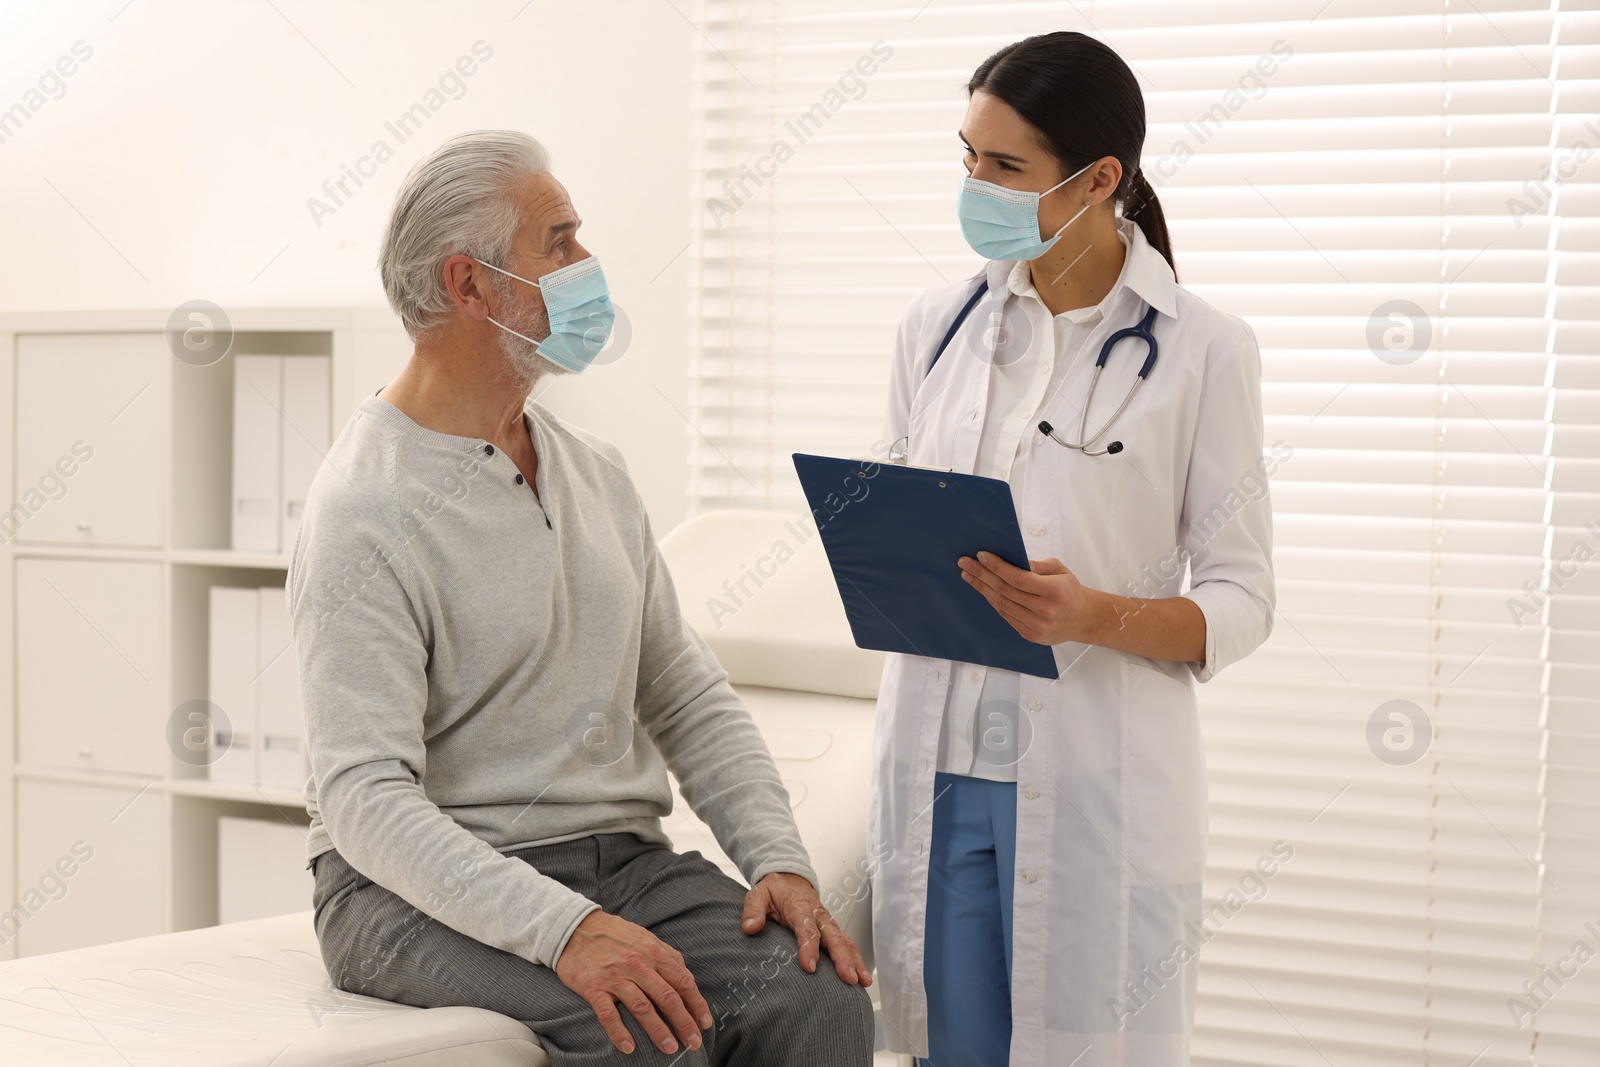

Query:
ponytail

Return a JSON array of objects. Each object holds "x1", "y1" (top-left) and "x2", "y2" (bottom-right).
[
  {"x1": 968, "y1": 32, "x2": 1177, "y2": 281},
  {"x1": 1122, "y1": 168, "x2": 1177, "y2": 283}
]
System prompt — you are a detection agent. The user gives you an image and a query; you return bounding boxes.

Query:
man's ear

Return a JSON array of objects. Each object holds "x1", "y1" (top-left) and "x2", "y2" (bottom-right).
[{"x1": 444, "y1": 254, "x2": 493, "y2": 320}]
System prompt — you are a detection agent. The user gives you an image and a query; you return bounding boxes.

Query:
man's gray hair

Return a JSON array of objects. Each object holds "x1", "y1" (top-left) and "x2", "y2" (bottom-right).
[{"x1": 379, "y1": 130, "x2": 551, "y2": 340}]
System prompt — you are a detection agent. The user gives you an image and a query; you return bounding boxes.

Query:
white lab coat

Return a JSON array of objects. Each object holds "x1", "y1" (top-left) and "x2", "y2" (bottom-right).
[{"x1": 869, "y1": 219, "x2": 1275, "y2": 1066}]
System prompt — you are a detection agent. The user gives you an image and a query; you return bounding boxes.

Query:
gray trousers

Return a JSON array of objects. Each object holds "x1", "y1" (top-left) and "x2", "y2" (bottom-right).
[{"x1": 311, "y1": 832, "x2": 874, "y2": 1066}]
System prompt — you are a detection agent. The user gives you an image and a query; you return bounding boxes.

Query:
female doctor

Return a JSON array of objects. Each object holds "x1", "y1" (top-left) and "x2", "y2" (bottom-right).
[{"x1": 869, "y1": 32, "x2": 1276, "y2": 1067}]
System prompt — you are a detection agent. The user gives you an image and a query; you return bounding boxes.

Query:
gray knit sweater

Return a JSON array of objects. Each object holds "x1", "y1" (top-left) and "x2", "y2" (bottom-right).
[{"x1": 287, "y1": 394, "x2": 816, "y2": 969}]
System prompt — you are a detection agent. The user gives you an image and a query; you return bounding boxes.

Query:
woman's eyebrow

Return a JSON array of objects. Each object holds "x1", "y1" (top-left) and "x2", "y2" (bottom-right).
[{"x1": 958, "y1": 131, "x2": 1029, "y2": 163}]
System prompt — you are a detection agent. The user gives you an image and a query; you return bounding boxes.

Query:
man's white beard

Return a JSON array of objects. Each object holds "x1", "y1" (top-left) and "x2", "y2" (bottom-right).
[{"x1": 492, "y1": 275, "x2": 571, "y2": 386}]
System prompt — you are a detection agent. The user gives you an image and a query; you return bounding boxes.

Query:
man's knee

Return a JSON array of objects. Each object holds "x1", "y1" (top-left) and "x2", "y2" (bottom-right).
[
  {"x1": 803, "y1": 968, "x2": 875, "y2": 1047},
  {"x1": 715, "y1": 943, "x2": 874, "y2": 1054}
]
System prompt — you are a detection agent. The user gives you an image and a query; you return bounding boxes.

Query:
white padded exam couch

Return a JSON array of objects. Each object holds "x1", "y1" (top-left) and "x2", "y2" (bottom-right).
[{"x1": 0, "y1": 510, "x2": 884, "y2": 1066}]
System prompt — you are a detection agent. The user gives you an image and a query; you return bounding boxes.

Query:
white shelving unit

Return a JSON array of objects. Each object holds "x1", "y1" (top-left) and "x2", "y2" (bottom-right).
[{"x1": 0, "y1": 307, "x2": 411, "y2": 959}]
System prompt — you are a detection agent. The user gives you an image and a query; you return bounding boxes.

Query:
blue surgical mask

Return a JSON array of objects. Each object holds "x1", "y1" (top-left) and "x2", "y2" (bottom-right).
[
  {"x1": 956, "y1": 159, "x2": 1095, "y2": 261},
  {"x1": 474, "y1": 254, "x2": 615, "y2": 373}
]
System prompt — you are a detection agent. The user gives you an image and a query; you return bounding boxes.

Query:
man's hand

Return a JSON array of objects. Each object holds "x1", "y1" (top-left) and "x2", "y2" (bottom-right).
[
  {"x1": 741, "y1": 872, "x2": 871, "y2": 987},
  {"x1": 554, "y1": 909, "x2": 713, "y2": 1056}
]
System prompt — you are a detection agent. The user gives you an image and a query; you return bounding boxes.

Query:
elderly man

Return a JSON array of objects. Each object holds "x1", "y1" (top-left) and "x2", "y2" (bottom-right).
[{"x1": 288, "y1": 129, "x2": 874, "y2": 1066}]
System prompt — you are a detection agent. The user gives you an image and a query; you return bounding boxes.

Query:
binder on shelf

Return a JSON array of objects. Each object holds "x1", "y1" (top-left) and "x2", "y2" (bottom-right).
[
  {"x1": 218, "y1": 816, "x2": 315, "y2": 924},
  {"x1": 231, "y1": 354, "x2": 330, "y2": 554},
  {"x1": 207, "y1": 586, "x2": 258, "y2": 786},
  {"x1": 232, "y1": 356, "x2": 282, "y2": 553},
  {"x1": 256, "y1": 586, "x2": 308, "y2": 792},
  {"x1": 280, "y1": 355, "x2": 330, "y2": 553},
  {"x1": 207, "y1": 585, "x2": 309, "y2": 790}
]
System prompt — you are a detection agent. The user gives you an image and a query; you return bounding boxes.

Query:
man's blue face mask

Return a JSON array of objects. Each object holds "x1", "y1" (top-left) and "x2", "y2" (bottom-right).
[
  {"x1": 956, "y1": 159, "x2": 1095, "y2": 262},
  {"x1": 473, "y1": 254, "x2": 615, "y2": 373}
]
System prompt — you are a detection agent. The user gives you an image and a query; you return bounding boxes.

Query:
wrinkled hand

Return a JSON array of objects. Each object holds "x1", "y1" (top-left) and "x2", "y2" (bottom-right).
[
  {"x1": 741, "y1": 872, "x2": 871, "y2": 987},
  {"x1": 959, "y1": 552, "x2": 1098, "y2": 645},
  {"x1": 555, "y1": 909, "x2": 713, "y2": 1056}
]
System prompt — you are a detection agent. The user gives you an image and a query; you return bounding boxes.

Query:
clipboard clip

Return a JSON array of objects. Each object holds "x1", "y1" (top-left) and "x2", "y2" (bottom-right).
[{"x1": 886, "y1": 435, "x2": 954, "y2": 473}]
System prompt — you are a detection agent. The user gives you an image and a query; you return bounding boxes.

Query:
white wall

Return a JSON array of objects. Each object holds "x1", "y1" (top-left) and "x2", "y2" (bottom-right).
[{"x1": 0, "y1": 0, "x2": 695, "y2": 531}]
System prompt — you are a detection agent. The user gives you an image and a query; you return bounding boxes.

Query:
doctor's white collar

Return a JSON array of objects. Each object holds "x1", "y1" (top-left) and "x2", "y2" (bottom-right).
[{"x1": 985, "y1": 215, "x2": 1179, "y2": 323}]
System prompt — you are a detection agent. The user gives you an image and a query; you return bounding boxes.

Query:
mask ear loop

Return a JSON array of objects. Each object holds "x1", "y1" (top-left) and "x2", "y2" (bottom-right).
[
  {"x1": 1048, "y1": 197, "x2": 1095, "y2": 241},
  {"x1": 1039, "y1": 158, "x2": 1096, "y2": 199},
  {"x1": 473, "y1": 257, "x2": 544, "y2": 290},
  {"x1": 1041, "y1": 158, "x2": 1099, "y2": 241},
  {"x1": 472, "y1": 257, "x2": 549, "y2": 347}
]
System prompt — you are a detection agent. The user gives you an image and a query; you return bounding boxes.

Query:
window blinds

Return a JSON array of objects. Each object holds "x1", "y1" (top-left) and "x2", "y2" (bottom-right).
[
  {"x1": 686, "y1": 2, "x2": 1599, "y2": 1065},
  {"x1": 1537, "y1": 6, "x2": 1600, "y2": 1065}
]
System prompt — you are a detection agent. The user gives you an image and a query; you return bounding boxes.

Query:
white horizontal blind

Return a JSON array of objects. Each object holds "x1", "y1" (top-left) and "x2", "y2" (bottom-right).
[
  {"x1": 1534, "y1": 6, "x2": 1600, "y2": 1065},
  {"x1": 687, "y1": 2, "x2": 1600, "y2": 1066}
]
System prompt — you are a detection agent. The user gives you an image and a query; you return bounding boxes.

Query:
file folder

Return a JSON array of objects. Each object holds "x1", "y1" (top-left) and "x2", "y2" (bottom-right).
[
  {"x1": 232, "y1": 356, "x2": 282, "y2": 553},
  {"x1": 792, "y1": 453, "x2": 1059, "y2": 679},
  {"x1": 208, "y1": 586, "x2": 258, "y2": 786},
  {"x1": 280, "y1": 356, "x2": 331, "y2": 553},
  {"x1": 208, "y1": 584, "x2": 310, "y2": 790},
  {"x1": 256, "y1": 586, "x2": 309, "y2": 792},
  {"x1": 232, "y1": 354, "x2": 330, "y2": 554}
]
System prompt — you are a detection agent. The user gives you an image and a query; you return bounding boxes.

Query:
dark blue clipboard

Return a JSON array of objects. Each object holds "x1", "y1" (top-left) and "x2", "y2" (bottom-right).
[{"x1": 792, "y1": 452, "x2": 1059, "y2": 679}]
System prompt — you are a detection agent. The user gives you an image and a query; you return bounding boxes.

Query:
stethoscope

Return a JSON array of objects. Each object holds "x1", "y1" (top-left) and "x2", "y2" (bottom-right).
[
  {"x1": 1039, "y1": 300, "x2": 1161, "y2": 457},
  {"x1": 895, "y1": 277, "x2": 1161, "y2": 463}
]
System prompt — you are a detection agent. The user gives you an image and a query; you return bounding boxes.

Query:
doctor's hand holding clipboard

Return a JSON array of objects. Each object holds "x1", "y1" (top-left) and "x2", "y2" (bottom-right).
[{"x1": 843, "y1": 30, "x2": 1278, "y2": 1067}]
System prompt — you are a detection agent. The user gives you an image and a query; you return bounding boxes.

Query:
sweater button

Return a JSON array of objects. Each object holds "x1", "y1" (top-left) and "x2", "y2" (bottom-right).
[
  {"x1": 515, "y1": 474, "x2": 524, "y2": 485},
  {"x1": 484, "y1": 444, "x2": 495, "y2": 456}
]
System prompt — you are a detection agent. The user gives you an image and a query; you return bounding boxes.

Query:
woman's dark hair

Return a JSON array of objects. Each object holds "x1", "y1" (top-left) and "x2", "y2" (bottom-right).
[{"x1": 968, "y1": 32, "x2": 1176, "y2": 280}]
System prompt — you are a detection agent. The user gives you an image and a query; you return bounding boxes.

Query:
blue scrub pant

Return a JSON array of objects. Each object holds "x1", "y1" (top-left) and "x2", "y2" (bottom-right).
[{"x1": 918, "y1": 771, "x2": 1017, "y2": 1067}]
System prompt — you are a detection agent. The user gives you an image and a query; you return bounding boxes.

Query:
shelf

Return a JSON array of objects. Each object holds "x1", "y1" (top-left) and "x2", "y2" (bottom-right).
[
  {"x1": 2, "y1": 311, "x2": 409, "y2": 960},
  {"x1": 169, "y1": 548, "x2": 291, "y2": 570},
  {"x1": 167, "y1": 779, "x2": 304, "y2": 807},
  {"x1": 12, "y1": 764, "x2": 303, "y2": 808},
  {"x1": 0, "y1": 306, "x2": 398, "y2": 334},
  {"x1": 12, "y1": 763, "x2": 162, "y2": 792},
  {"x1": 7, "y1": 547, "x2": 294, "y2": 572},
  {"x1": 10, "y1": 544, "x2": 163, "y2": 563},
  {"x1": 7, "y1": 545, "x2": 291, "y2": 568}
]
